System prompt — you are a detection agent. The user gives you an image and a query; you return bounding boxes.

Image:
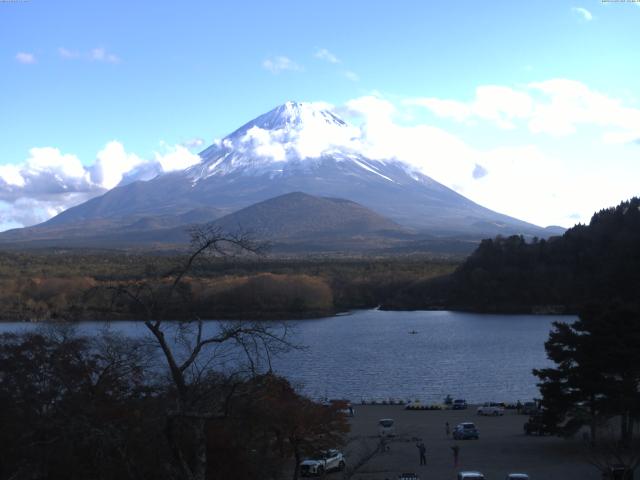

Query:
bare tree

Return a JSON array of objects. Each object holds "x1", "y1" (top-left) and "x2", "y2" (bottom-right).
[{"x1": 109, "y1": 225, "x2": 293, "y2": 480}]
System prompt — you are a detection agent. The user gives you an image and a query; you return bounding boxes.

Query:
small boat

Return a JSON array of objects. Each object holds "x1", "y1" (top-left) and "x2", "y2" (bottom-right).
[{"x1": 409, "y1": 330, "x2": 418, "y2": 335}]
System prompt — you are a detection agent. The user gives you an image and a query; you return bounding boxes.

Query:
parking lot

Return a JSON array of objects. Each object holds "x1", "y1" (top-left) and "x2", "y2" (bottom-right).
[{"x1": 340, "y1": 404, "x2": 599, "y2": 480}]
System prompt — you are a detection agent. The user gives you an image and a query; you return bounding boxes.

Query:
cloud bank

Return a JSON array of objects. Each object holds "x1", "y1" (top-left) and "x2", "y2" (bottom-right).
[
  {"x1": 408, "y1": 79, "x2": 640, "y2": 143},
  {"x1": 0, "y1": 142, "x2": 201, "y2": 231}
]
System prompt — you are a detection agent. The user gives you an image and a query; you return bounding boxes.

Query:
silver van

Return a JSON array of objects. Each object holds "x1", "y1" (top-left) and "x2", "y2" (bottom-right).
[{"x1": 458, "y1": 472, "x2": 485, "y2": 480}]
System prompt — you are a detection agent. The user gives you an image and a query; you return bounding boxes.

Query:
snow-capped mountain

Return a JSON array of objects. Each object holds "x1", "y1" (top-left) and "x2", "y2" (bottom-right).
[
  {"x1": 2, "y1": 101, "x2": 555, "y2": 248},
  {"x1": 188, "y1": 101, "x2": 375, "y2": 180}
]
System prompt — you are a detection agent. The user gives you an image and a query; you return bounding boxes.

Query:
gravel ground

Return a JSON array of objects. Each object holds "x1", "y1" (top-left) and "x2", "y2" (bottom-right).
[{"x1": 334, "y1": 405, "x2": 599, "y2": 480}]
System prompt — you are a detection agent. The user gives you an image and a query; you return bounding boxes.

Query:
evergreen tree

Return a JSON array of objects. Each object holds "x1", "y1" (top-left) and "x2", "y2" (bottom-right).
[{"x1": 534, "y1": 303, "x2": 640, "y2": 446}]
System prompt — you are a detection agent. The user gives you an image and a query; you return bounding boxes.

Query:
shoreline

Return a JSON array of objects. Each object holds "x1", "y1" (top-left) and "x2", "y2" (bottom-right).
[{"x1": 0, "y1": 306, "x2": 577, "y2": 323}]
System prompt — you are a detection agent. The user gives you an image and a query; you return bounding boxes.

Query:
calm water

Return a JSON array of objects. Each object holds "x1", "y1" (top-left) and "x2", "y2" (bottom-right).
[{"x1": 0, "y1": 310, "x2": 572, "y2": 404}]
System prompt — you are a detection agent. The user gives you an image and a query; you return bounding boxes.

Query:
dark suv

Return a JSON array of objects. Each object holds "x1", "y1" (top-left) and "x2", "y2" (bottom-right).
[
  {"x1": 453, "y1": 422, "x2": 479, "y2": 440},
  {"x1": 452, "y1": 399, "x2": 468, "y2": 410}
]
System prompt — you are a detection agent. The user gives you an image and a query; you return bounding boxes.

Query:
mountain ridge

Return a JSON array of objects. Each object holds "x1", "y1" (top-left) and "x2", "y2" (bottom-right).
[{"x1": 0, "y1": 101, "x2": 562, "y2": 250}]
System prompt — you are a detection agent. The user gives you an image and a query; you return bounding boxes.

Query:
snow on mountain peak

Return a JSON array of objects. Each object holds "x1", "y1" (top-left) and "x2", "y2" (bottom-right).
[
  {"x1": 228, "y1": 101, "x2": 348, "y2": 138},
  {"x1": 191, "y1": 102, "x2": 367, "y2": 180},
  {"x1": 187, "y1": 101, "x2": 429, "y2": 187}
]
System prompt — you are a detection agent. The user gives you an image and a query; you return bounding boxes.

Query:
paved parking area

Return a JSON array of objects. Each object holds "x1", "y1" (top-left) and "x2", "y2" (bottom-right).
[{"x1": 341, "y1": 405, "x2": 599, "y2": 480}]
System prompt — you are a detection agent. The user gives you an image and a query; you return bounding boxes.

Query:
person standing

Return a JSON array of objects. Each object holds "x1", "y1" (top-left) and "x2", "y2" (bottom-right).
[
  {"x1": 417, "y1": 442, "x2": 427, "y2": 465},
  {"x1": 451, "y1": 444, "x2": 460, "y2": 468},
  {"x1": 445, "y1": 421, "x2": 450, "y2": 437}
]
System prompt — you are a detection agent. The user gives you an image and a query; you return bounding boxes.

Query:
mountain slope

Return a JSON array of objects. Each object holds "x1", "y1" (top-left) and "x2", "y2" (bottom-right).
[
  {"x1": 212, "y1": 191, "x2": 404, "y2": 239},
  {"x1": 1, "y1": 101, "x2": 558, "y2": 250},
  {"x1": 0, "y1": 193, "x2": 416, "y2": 252}
]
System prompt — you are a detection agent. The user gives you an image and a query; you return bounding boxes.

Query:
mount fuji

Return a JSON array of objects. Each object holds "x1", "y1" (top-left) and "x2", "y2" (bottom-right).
[{"x1": 0, "y1": 101, "x2": 559, "y2": 251}]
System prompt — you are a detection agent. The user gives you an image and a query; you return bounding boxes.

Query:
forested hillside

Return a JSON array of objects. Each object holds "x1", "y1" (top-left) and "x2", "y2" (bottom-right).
[{"x1": 389, "y1": 198, "x2": 640, "y2": 312}]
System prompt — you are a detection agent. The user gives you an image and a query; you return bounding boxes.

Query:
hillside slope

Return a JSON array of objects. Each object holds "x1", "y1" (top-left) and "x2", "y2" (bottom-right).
[{"x1": 386, "y1": 197, "x2": 640, "y2": 312}]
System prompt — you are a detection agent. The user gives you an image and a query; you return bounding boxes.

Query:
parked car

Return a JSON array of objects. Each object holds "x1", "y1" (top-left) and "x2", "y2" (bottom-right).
[
  {"x1": 506, "y1": 474, "x2": 529, "y2": 480},
  {"x1": 452, "y1": 399, "x2": 468, "y2": 410},
  {"x1": 299, "y1": 449, "x2": 345, "y2": 476},
  {"x1": 378, "y1": 418, "x2": 396, "y2": 437},
  {"x1": 458, "y1": 471, "x2": 485, "y2": 480},
  {"x1": 453, "y1": 422, "x2": 479, "y2": 440},
  {"x1": 477, "y1": 403, "x2": 505, "y2": 416}
]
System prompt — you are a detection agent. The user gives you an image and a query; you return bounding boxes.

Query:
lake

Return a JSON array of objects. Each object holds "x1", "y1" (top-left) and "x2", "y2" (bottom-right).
[{"x1": 0, "y1": 309, "x2": 572, "y2": 404}]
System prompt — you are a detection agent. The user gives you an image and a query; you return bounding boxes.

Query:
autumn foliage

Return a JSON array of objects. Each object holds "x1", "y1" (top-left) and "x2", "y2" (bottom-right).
[{"x1": 0, "y1": 331, "x2": 349, "y2": 480}]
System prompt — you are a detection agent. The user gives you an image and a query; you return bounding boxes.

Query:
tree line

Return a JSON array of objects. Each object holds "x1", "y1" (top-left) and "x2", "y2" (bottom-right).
[
  {"x1": 0, "y1": 252, "x2": 456, "y2": 321},
  {"x1": 392, "y1": 197, "x2": 640, "y2": 313}
]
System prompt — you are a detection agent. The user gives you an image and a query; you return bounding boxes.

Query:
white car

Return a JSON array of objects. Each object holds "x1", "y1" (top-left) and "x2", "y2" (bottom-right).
[
  {"x1": 378, "y1": 418, "x2": 396, "y2": 437},
  {"x1": 299, "y1": 449, "x2": 346, "y2": 476},
  {"x1": 458, "y1": 471, "x2": 485, "y2": 480},
  {"x1": 477, "y1": 403, "x2": 505, "y2": 416}
]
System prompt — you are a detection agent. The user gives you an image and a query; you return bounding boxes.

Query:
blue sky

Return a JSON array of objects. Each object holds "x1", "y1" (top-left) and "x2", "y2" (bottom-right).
[{"x1": 1, "y1": 0, "x2": 639, "y2": 230}]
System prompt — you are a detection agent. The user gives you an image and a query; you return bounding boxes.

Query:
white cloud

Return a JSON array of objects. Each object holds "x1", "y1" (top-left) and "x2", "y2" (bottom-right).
[
  {"x1": 154, "y1": 144, "x2": 201, "y2": 172},
  {"x1": 15, "y1": 52, "x2": 36, "y2": 64},
  {"x1": 0, "y1": 141, "x2": 203, "y2": 230},
  {"x1": 314, "y1": 48, "x2": 340, "y2": 64},
  {"x1": 344, "y1": 71, "x2": 360, "y2": 82},
  {"x1": 0, "y1": 148, "x2": 99, "y2": 230},
  {"x1": 407, "y1": 85, "x2": 533, "y2": 129},
  {"x1": 0, "y1": 164, "x2": 25, "y2": 187},
  {"x1": 58, "y1": 46, "x2": 120, "y2": 63},
  {"x1": 90, "y1": 141, "x2": 144, "y2": 189},
  {"x1": 0, "y1": 194, "x2": 96, "y2": 232},
  {"x1": 14, "y1": 147, "x2": 92, "y2": 196},
  {"x1": 262, "y1": 56, "x2": 301, "y2": 74},
  {"x1": 228, "y1": 102, "x2": 361, "y2": 162},
  {"x1": 182, "y1": 137, "x2": 205, "y2": 150},
  {"x1": 408, "y1": 97, "x2": 471, "y2": 122},
  {"x1": 572, "y1": 6, "x2": 593, "y2": 21},
  {"x1": 240, "y1": 127, "x2": 288, "y2": 162},
  {"x1": 410, "y1": 79, "x2": 640, "y2": 143},
  {"x1": 528, "y1": 79, "x2": 640, "y2": 140},
  {"x1": 58, "y1": 47, "x2": 80, "y2": 59},
  {"x1": 90, "y1": 47, "x2": 120, "y2": 63}
]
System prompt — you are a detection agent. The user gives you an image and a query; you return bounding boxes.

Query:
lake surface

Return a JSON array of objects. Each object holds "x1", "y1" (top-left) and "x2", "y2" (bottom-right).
[{"x1": 0, "y1": 310, "x2": 572, "y2": 404}]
